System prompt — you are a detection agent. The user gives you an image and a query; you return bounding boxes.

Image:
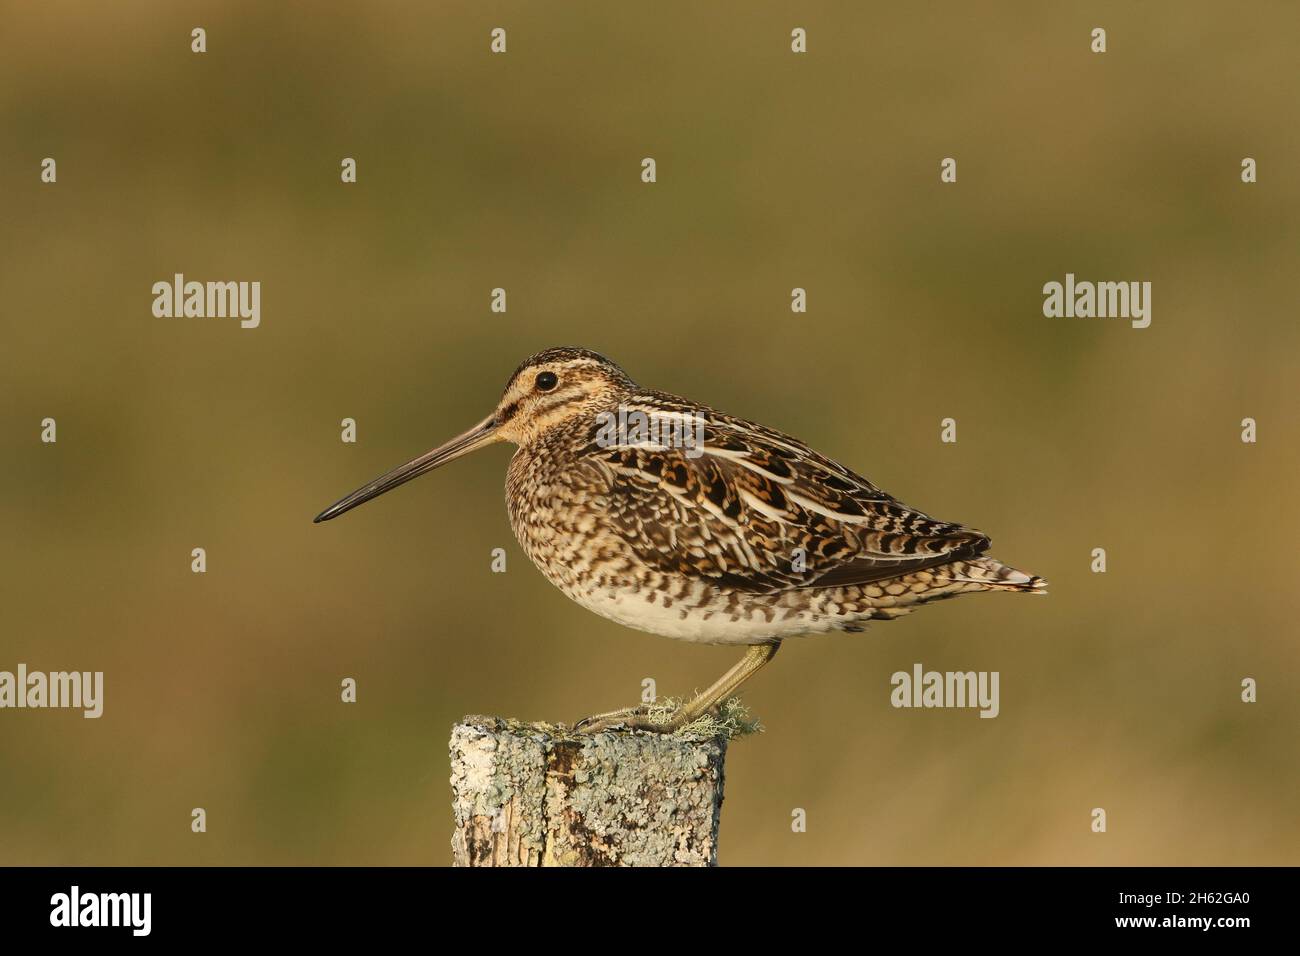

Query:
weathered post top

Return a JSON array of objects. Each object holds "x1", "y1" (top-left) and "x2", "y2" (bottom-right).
[{"x1": 449, "y1": 714, "x2": 733, "y2": 867}]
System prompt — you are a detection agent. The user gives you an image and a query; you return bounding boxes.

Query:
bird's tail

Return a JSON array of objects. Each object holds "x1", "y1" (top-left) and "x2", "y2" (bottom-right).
[
  {"x1": 945, "y1": 556, "x2": 1048, "y2": 593},
  {"x1": 847, "y1": 554, "x2": 1047, "y2": 626}
]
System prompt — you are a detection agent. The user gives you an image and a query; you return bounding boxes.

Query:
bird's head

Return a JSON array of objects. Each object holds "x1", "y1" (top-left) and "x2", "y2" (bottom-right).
[
  {"x1": 313, "y1": 347, "x2": 633, "y2": 523},
  {"x1": 492, "y1": 347, "x2": 634, "y2": 446}
]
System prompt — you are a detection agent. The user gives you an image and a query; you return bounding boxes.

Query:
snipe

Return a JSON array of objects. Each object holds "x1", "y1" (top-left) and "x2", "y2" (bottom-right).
[{"x1": 315, "y1": 347, "x2": 1045, "y2": 733}]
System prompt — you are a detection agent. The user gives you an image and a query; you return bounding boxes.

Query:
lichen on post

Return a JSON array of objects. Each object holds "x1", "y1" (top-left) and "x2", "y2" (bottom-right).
[{"x1": 449, "y1": 714, "x2": 731, "y2": 867}]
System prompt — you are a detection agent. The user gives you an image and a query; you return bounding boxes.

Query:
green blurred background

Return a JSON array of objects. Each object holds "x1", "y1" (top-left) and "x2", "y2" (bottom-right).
[{"x1": 2, "y1": 1, "x2": 1297, "y2": 865}]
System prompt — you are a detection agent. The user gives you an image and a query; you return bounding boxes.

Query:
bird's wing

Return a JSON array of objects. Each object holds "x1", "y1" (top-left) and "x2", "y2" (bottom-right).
[{"x1": 587, "y1": 394, "x2": 990, "y2": 594}]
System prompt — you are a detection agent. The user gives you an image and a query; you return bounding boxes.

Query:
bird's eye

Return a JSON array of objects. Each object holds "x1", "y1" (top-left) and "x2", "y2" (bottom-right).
[{"x1": 535, "y1": 371, "x2": 559, "y2": 392}]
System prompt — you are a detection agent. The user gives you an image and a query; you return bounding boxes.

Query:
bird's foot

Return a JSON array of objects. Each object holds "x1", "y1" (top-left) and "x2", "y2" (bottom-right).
[
  {"x1": 572, "y1": 704, "x2": 648, "y2": 733},
  {"x1": 573, "y1": 704, "x2": 687, "y2": 735}
]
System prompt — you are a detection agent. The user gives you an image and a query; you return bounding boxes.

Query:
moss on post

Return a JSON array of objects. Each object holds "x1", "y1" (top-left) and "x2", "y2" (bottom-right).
[{"x1": 449, "y1": 715, "x2": 728, "y2": 867}]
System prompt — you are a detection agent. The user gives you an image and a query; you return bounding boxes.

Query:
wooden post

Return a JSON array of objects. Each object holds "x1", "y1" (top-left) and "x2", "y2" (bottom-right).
[{"x1": 449, "y1": 715, "x2": 728, "y2": 866}]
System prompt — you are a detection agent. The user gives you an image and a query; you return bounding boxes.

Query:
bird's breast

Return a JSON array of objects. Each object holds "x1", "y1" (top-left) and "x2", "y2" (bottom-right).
[{"x1": 505, "y1": 448, "x2": 608, "y2": 587}]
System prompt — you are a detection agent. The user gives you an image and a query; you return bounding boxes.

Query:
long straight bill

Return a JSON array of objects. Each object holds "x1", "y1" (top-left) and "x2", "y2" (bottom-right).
[{"x1": 313, "y1": 414, "x2": 499, "y2": 523}]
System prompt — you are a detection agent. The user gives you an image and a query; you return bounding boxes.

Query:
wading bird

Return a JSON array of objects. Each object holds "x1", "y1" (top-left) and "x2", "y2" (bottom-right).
[{"x1": 314, "y1": 347, "x2": 1045, "y2": 732}]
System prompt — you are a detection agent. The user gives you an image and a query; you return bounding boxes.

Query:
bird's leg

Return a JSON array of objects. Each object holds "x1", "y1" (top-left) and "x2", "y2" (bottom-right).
[
  {"x1": 575, "y1": 641, "x2": 781, "y2": 735},
  {"x1": 660, "y1": 641, "x2": 781, "y2": 729}
]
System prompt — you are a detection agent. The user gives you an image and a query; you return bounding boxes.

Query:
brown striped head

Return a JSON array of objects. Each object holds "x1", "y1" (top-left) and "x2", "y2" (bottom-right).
[{"x1": 492, "y1": 347, "x2": 634, "y2": 446}]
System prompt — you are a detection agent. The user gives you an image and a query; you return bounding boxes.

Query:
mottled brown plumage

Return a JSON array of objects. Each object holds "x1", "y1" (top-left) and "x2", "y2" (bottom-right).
[{"x1": 316, "y1": 346, "x2": 1046, "y2": 732}]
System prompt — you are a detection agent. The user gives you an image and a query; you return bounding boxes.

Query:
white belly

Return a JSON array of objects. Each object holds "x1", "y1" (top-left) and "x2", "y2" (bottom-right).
[{"x1": 565, "y1": 584, "x2": 839, "y2": 646}]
